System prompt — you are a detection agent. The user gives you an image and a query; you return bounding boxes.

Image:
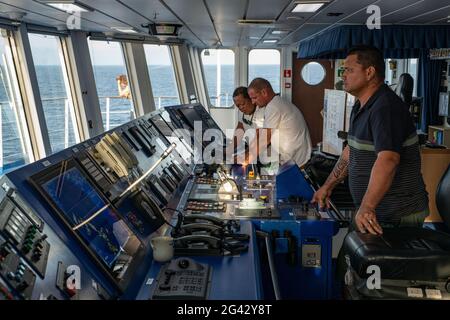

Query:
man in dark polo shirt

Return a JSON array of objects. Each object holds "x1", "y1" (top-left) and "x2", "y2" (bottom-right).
[{"x1": 312, "y1": 45, "x2": 428, "y2": 235}]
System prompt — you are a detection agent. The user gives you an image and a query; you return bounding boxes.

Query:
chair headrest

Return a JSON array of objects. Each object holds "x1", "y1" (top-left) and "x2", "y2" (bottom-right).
[
  {"x1": 436, "y1": 164, "x2": 450, "y2": 230},
  {"x1": 395, "y1": 73, "x2": 414, "y2": 105}
]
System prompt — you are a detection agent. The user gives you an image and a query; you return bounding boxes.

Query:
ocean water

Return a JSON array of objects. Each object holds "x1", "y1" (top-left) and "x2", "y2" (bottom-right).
[{"x1": 1, "y1": 64, "x2": 279, "y2": 172}]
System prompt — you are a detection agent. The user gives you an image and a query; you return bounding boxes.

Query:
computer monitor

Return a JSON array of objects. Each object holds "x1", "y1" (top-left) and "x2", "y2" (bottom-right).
[{"x1": 30, "y1": 158, "x2": 143, "y2": 289}]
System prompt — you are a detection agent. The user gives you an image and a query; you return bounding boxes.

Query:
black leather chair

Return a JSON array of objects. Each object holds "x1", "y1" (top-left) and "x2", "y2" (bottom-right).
[
  {"x1": 343, "y1": 164, "x2": 450, "y2": 299},
  {"x1": 395, "y1": 73, "x2": 414, "y2": 105}
]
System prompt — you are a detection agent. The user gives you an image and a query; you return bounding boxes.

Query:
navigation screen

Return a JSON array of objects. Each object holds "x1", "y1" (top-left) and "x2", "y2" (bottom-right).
[{"x1": 31, "y1": 160, "x2": 142, "y2": 282}]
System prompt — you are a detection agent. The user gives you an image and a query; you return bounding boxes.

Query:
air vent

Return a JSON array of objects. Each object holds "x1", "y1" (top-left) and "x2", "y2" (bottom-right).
[{"x1": 237, "y1": 19, "x2": 274, "y2": 26}]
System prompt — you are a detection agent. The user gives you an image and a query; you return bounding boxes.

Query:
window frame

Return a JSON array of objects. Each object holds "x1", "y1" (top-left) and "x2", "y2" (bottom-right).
[
  {"x1": 248, "y1": 48, "x2": 282, "y2": 93},
  {"x1": 0, "y1": 29, "x2": 35, "y2": 173},
  {"x1": 201, "y1": 48, "x2": 236, "y2": 109},
  {"x1": 27, "y1": 31, "x2": 82, "y2": 154},
  {"x1": 143, "y1": 43, "x2": 181, "y2": 109},
  {"x1": 87, "y1": 38, "x2": 137, "y2": 131}
]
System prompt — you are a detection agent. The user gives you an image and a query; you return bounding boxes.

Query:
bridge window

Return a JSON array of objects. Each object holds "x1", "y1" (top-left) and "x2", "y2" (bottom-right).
[
  {"x1": 28, "y1": 33, "x2": 80, "y2": 153},
  {"x1": 249, "y1": 49, "x2": 281, "y2": 93},
  {"x1": 88, "y1": 39, "x2": 135, "y2": 130},
  {"x1": 201, "y1": 49, "x2": 235, "y2": 107},
  {"x1": 144, "y1": 44, "x2": 180, "y2": 108},
  {"x1": 0, "y1": 30, "x2": 33, "y2": 175}
]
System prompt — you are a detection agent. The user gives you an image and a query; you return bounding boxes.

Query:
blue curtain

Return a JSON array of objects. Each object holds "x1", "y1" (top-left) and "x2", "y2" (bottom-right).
[
  {"x1": 418, "y1": 51, "x2": 446, "y2": 132},
  {"x1": 297, "y1": 25, "x2": 450, "y2": 59},
  {"x1": 297, "y1": 25, "x2": 450, "y2": 131}
]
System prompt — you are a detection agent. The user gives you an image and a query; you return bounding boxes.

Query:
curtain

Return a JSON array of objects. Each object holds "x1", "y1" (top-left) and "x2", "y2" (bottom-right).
[{"x1": 418, "y1": 51, "x2": 446, "y2": 132}]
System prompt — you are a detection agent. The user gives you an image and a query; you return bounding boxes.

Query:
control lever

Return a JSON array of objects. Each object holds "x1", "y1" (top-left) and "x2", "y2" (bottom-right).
[{"x1": 284, "y1": 230, "x2": 297, "y2": 266}]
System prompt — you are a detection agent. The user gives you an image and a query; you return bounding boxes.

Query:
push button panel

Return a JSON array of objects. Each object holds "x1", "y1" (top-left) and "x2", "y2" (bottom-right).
[
  {"x1": 0, "y1": 198, "x2": 50, "y2": 277},
  {"x1": 0, "y1": 241, "x2": 36, "y2": 300}
]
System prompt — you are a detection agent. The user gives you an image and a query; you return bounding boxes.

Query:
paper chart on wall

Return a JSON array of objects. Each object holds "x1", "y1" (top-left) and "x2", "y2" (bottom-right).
[{"x1": 322, "y1": 89, "x2": 346, "y2": 155}]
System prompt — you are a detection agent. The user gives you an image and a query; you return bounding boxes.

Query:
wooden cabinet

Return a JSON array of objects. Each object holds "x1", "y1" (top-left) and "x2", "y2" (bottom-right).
[{"x1": 420, "y1": 147, "x2": 450, "y2": 222}]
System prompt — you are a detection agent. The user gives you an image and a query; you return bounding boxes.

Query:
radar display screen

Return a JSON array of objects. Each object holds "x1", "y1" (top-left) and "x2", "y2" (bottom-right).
[{"x1": 30, "y1": 159, "x2": 142, "y2": 287}]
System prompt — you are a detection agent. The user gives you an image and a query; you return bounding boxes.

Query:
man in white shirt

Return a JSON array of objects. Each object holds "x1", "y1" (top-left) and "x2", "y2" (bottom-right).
[
  {"x1": 226, "y1": 87, "x2": 265, "y2": 157},
  {"x1": 246, "y1": 78, "x2": 312, "y2": 169}
]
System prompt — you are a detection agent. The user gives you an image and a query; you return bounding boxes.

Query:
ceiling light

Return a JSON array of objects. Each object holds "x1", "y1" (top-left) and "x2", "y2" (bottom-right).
[
  {"x1": 263, "y1": 39, "x2": 278, "y2": 43},
  {"x1": 38, "y1": 1, "x2": 94, "y2": 13},
  {"x1": 111, "y1": 27, "x2": 138, "y2": 34},
  {"x1": 271, "y1": 30, "x2": 289, "y2": 35},
  {"x1": 292, "y1": 2, "x2": 325, "y2": 13}
]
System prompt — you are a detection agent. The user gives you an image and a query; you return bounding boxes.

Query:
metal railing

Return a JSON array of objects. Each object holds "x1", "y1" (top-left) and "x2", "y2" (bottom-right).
[
  {"x1": 155, "y1": 95, "x2": 179, "y2": 109},
  {"x1": 210, "y1": 92, "x2": 230, "y2": 107}
]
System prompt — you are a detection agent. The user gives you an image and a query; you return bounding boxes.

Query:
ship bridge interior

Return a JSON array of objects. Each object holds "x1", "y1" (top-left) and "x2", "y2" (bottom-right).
[{"x1": 0, "y1": 0, "x2": 450, "y2": 303}]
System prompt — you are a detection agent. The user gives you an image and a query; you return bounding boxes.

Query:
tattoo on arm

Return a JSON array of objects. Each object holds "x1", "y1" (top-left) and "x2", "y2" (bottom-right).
[{"x1": 325, "y1": 156, "x2": 349, "y2": 189}]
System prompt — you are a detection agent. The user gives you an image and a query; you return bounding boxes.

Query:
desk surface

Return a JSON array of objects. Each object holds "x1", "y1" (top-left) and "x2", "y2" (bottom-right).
[{"x1": 135, "y1": 221, "x2": 263, "y2": 300}]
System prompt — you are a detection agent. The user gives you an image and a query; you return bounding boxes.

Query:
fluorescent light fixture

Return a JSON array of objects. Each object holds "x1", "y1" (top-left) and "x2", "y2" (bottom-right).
[
  {"x1": 148, "y1": 23, "x2": 182, "y2": 36},
  {"x1": 271, "y1": 30, "x2": 289, "y2": 35},
  {"x1": 263, "y1": 39, "x2": 278, "y2": 43},
  {"x1": 111, "y1": 27, "x2": 138, "y2": 34},
  {"x1": 292, "y1": 2, "x2": 325, "y2": 13},
  {"x1": 39, "y1": 1, "x2": 94, "y2": 13}
]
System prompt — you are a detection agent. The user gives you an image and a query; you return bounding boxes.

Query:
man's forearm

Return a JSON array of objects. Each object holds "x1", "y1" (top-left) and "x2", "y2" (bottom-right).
[
  {"x1": 360, "y1": 152, "x2": 399, "y2": 210},
  {"x1": 246, "y1": 128, "x2": 271, "y2": 164},
  {"x1": 323, "y1": 146, "x2": 349, "y2": 190}
]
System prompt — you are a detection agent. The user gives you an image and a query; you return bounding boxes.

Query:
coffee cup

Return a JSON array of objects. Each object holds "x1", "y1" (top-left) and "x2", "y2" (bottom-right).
[{"x1": 150, "y1": 236, "x2": 174, "y2": 262}]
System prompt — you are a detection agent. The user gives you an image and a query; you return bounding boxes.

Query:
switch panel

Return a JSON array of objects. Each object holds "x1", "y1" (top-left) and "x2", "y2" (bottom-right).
[
  {"x1": 0, "y1": 241, "x2": 36, "y2": 299},
  {"x1": 0, "y1": 198, "x2": 50, "y2": 277}
]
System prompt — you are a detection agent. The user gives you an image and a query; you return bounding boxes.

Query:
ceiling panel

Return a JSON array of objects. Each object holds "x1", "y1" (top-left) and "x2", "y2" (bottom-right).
[
  {"x1": 207, "y1": 0, "x2": 247, "y2": 46},
  {"x1": 119, "y1": 0, "x2": 178, "y2": 23},
  {"x1": 304, "y1": 0, "x2": 389, "y2": 24},
  {"x1": 163, "y1": 0, "x2": 216, "y2": 46},
  {"x1": 247, "y1": 0, "x2": 292, "y2": 20},
  {"x1": 0, "y1": 0, "x2": 112, "y2": 31},
  {"x1": 278, "y1": 24, "x2": 330, "y2": 46},
  {"x1": 0, "y1": 0, "x2": 448, "y2": 48},
  {"x1": 372, "y1": 0, "x2": 448, "y2": 24}
]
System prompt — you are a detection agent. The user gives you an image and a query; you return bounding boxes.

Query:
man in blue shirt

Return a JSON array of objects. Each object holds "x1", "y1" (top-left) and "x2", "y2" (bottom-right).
[{"x1": 312, "y1": 45, "x2": 428, "y2": 235}]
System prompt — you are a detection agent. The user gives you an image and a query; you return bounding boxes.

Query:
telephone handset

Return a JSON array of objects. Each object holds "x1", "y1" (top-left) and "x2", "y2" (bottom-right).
[
  {"x1": 174, "y1": 234, "x2": 222, "y2": 249},
  {"x1": 131, "y1": 189, "x2": 165, "y2": 227},
  {"x1": 172, "y1": 222, "x2": 222, "y2": 237},
  {"x1": 109, "y1": 132, "x2": 138, "y2": 166},
  {"x1": 182, "y1": 214, "x2": 225, "y2": 227},
  {"x1": 94, "y1": 139, "x2": 129, "y2": 178}
]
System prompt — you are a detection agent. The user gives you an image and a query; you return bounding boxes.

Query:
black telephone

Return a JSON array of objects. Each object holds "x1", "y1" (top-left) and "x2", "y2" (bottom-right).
[
  {"x1": 174, "y1": 234, "x2": 222, "y2": 249},
  {"x1": 130, "y1": 189, "x2": 166, "y2": 228},
  {"x1": 172, "y1": 223, "x2": 250, "y2": 242},
  {"x1": 152, "y1": 257, "x2": 212, "y2": 300},
  {"x1": 182, "y1": 214, "x2": 225, "y2": 227},
  {"x1": 182, "y1": 214, "x2": 241, "y2": 233}
]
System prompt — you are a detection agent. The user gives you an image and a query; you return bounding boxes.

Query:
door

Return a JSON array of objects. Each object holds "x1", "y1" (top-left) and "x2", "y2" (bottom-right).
[{"x1": 292, "y1": 55, "x2": 335, "y2": 147}]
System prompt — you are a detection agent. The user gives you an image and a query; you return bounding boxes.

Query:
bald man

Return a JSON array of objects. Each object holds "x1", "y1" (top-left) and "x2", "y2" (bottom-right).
[{"x1": 246, "y1": 77, "x2": 312, "y2": 169}]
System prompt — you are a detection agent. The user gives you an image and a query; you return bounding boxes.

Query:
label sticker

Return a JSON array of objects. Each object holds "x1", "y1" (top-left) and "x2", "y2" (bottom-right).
[
  {"x1": 146, "y1": 278, "x2": 154, "y2": 285},
  {"x1": 425, "y1": 289, "x2": 442, "y2": 299},
  {"x1": 42, "y1": 160, "x2": 51, "y2": 167},
  {"x1": 407, "y1": 287, "x2": 423, "y2": 298}
]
